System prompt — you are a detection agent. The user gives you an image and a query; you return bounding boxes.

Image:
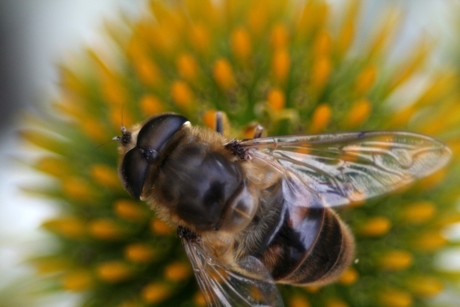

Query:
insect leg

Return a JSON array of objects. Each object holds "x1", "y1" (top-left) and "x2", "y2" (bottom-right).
[
  {"x1": 215, "y1": 111, "x2": 223, "y2": 134},
  {"x1": 253, "y1": 124, "x2": 264, "y2": 139}
]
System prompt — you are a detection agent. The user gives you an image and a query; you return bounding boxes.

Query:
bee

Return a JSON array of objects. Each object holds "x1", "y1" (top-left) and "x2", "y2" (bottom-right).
[{"x1": 115, "y1": 112, "x2": 451, "y2": 307}]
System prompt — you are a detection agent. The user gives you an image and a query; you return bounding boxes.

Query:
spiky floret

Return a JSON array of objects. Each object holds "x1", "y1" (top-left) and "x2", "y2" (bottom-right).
[{"x1": 21, "y1": 0, "x2": 460, "y2": 306}]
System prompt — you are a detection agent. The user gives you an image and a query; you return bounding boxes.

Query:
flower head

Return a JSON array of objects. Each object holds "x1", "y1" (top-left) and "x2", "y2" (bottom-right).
[{"x1": 22, "y1": 0, "x2": 460, "y2": 306}]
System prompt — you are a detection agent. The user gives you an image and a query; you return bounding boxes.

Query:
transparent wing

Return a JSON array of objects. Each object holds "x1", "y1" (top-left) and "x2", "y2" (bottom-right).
[
  {"x1": 180, "y1": 232, "x2": 284, "y2": 307},
  {"x1": 240, "y1": 131, "x2": 451, "y2": 208}
]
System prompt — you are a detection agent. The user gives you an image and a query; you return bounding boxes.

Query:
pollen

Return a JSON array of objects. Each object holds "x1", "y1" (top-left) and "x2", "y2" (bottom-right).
[
  {"x1": 141, "y1": 283, "x2": 171, "y2": 304},
  {"x1": 270, "y1": 23, "x2": 289, "y2": 50},
  {"x1": 61, "y1": 270, "x2": 93, "y2": 291},
  {"x1": 289, "y1": 294, "x2": 311, "y2": 307},
  {"x1": 325, "y1": 299, "x2": 349, "y2": 307},
  {"x1": 231, "y1": 28, "x2": 252, "y2": 62},
  {"x1": 60, "y1": 66, "x2": 86, "y2": 96},
  {"x1": 194, "y1": 291, "x2": 207, "y2": 306},
  {"x1": 267, "y1": 89, "x2": 286, "y2": 111},
  {"x1": 20, "y1": 129, "x2": 64, "y2": 153},
  {"x1": 176, "y1": 53, "x2": 199, "y2": 82},
  {"x1": 311, "y1": 55, "x2": 331, "y2": 93},
  {"x1": 125, "y1": 243, "x2": 155, "y2": 263},
  {"x1": 378, "y1": 250, "x2": 413, "y2": 271},
  {"x1": 358, "y1": 216, "x2": 391, "y2": 237},
  {"x1": 150, "y1": 218, "x2": 173, "y2": 236},
  {"x1": 164, "y1": 261, "x2": 191, "y2": 281},
  {"x1": 53, "y1": 98, "x2": 83, "y2": 120},
  {"x1": 36, "y1": 156, "x2": 69, "y2": 178},
  {"x1": 336, "y1": 20, "x2": 355, "y2": 59},
  {"x1": 213, "y1": 59, "x2": 236, "y2": 91},
  {"x1": 96, "y1": 261, "x2": 133, "y2": 283},
  {"x1": 389, "y1": 105, "x2": 416, "y2": 128},
  {"x1": 415, "y1": 72, "x2": 457, "y2": 107},
  {"x1": 133, "y1": 55, "x2": 163, "y2": 87},
  {"x1": 400, "y1": 201, "x2": 436, "y2": 224},
  {"x1": 271, "y1": 49, "x2": 290, "y2": 84},
  {"x1": 412, "y1": 232, "x2": 447, "y2": 252},
  {"x1": 203, "y1": 109, "x2": 219, "y2": 130},
  {"x1": 378, "y1": 288, "x2": 412, "y2": 307},
  {"x1": 247, "y1": 0, "x2": 268, "y2": 35},
  {"x1": 89, "y1": 219, "x2": 125, "y2": 240},
  {"x1": 189, "y1": 23, "x2": 211, "y2": 54},
  {"x1": 91, "y1": 164, "x2": 120, "y2": 190},
  {"x1": 338, "y1": 267, "x2": 358, "y2": 285},
  {"x1": 368, "y1": 11, "x2": 400, "y2": 59},
  {"x1": 102, "y1": 76, "x2": 127, "y2": 106},
  {"x1": 140, "y1": 94, "x2": 164, "y2": 116},
  {"x1": 80, "y1": 117, "x2": 109, "y2": 143},
  {"x1": 62, "y1": 177, "x2": 95, "y2": 203},
  {"x1": 171, "y1": 80, "x2": 194, "y2": 110},
  {"x1": 109, "y1": 107, "x2": 133, "y2": 130},
  {"x1": 415, "y1": 169, "x2": 447, "y2": 191},
  {"x1": 114, "y1": 199, "x2": 147, "y2": 222},
  {"x1": 389, "y1": 40, "x2": 430, "y2": 91},
  {"x1": 297, "y1": 0, "x2": 328, "y2": 38},
  {"x1": 406, "y1": 275, "x2": 444, "y2": 298},
  {"x1": 34, "y1": 256, "x2": 71, "y2": 274},
  {"x1": 117, "y1": 301, "x2": 142, "y2": 307},
  {"x1": 42, "y1": 217, "x2": 86, "y2": 239},
  {"x1": 313, "y1": 31, "x2": 332, "y2": 58},
  {"x1": 309, "y1": 103, "x2": 332, "y2": 133},
  {"x1": 354, "y1": 65, "x2": 377, "y2": 96},
  {"x1": 345, "y1": 98, "x2": 372, "y2": 128}
]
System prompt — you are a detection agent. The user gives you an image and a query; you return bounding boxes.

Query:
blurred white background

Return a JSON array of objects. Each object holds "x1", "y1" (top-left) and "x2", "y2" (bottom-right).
[{"x1": 0, "y1": 0, "x2": 456, "y2": 306}]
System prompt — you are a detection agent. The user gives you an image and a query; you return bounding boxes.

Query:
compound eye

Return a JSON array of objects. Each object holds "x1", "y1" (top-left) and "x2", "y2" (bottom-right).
[
  {"x1": 120, "y1": 148, "x2": 149, "y2": 199},
  {"x1": 137, "y1": 114, "x2": 188, "y2": 152}
]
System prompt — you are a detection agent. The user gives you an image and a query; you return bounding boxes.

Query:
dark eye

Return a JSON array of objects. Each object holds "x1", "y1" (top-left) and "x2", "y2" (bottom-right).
[
  {"x1": 137, "y1": 114, "x2": 188, "y2": 152},
  {"x1": 120, "y1": 148, "x2": 149, "y2": 199},
  {"x1": 119, "y1": 114, "x2": 189, "y2": 199}
]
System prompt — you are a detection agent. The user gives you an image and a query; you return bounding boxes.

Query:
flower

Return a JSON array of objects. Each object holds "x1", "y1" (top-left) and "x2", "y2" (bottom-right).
[{"x1": 21, "y1": 0, "x2": 460, "y2": 306}]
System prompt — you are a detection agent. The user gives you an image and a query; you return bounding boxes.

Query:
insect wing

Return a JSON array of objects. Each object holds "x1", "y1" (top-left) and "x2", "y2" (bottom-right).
[
  {"x1": 181, "y1": 236, "x2": 284, "y2": 307},
  {"x1": 241, "y1": 131, "x2": 451, "y2": 207}
]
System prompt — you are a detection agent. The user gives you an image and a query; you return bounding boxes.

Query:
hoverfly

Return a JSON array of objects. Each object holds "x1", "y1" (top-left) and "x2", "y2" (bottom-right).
[{"x1": 115, "y1": 112, "x2": 451, "y2": 307}]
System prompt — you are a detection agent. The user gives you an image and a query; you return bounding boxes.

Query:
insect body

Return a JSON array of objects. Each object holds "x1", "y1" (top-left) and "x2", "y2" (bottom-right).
[{"x1": 115, "y1": 113, "x2": 451, "y2": 307}]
